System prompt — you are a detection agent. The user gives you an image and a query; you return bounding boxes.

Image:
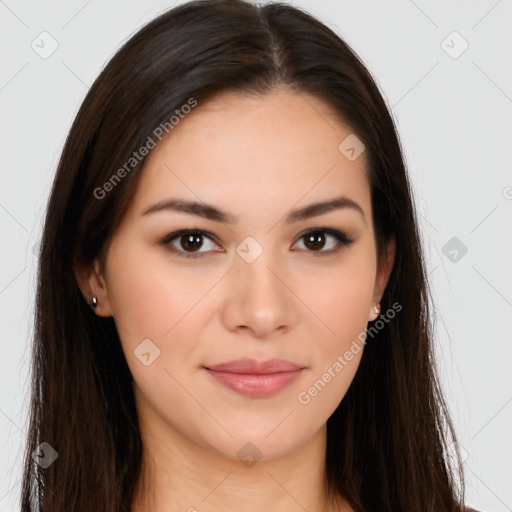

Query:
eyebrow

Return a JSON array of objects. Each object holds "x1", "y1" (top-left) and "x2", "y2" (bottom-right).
[{"x1": 141, "y1": 196, "x2": 366, "y2": 225}]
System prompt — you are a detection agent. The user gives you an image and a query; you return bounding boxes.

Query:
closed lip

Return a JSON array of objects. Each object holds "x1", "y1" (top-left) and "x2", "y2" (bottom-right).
[{"x1": 203, "y1": 357, "x2": 305, "y2": 374}]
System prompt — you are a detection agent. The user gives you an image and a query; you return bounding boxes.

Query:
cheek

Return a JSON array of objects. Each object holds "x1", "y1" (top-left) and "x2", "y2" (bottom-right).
[
  {"x1": 296, "y1": 250, "x2": 375, "y2": 346},
  {"x1": 105, "y1": 240, "x2": 214, "y2": 342}
]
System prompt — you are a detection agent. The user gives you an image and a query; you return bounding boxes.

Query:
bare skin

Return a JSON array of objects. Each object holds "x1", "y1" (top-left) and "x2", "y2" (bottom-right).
[{"x1": 75, "y1": 87, "x2": 395, "y2": 512}]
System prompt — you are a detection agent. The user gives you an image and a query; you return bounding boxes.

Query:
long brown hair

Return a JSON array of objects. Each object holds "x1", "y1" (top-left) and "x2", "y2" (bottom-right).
[{"x1": 21, "y1": 1, "x2": 465, "y2": 510}]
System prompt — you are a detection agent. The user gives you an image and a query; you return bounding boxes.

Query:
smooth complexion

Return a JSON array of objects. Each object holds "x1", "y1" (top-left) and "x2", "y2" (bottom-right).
[{"x1": 75, "y1": 88, "x2": 395, "y2": 512}]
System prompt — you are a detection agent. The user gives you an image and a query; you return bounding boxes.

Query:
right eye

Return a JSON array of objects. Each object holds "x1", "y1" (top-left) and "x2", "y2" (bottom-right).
[{"x1": 160, "y1": 230, "x2": 223, "y2": 258}]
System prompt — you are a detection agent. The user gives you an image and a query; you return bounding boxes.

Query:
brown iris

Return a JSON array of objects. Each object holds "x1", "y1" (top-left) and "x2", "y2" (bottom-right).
[
  {"x1": 180, "y1": 233, "x2": 203, "y2": 252},
  {"x1": 303, "y1": 232, "x2": 326, "y2": 251}
]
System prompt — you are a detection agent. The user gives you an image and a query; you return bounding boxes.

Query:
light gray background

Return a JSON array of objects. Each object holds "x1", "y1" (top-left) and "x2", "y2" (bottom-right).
[{"x1": 1, "y1": 0, "x2": 511, "y2": 510}]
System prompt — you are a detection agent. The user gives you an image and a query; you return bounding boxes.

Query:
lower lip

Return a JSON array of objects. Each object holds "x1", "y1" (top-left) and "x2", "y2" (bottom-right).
[{"x1": 204, "y1": 368, "x2": 304, "y2": 398}]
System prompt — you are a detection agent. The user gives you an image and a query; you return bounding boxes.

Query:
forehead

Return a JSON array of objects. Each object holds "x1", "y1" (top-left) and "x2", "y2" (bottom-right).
[{"x1": 128, "y1": 89, "x2": 371, "y2": 224}]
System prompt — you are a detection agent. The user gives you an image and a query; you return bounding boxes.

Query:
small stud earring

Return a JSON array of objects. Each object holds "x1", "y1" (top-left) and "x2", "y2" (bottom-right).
[
  {"x1": 89, "y1": 296, "x2": 98, "y2": 309},
  {"x1": 374, "y1": 304, "x2": 380, "y2": 315}
]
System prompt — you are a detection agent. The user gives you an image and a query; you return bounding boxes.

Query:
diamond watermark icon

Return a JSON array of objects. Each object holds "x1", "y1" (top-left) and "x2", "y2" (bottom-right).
[
  {"x1": 442, "y1": 236, "x2": 468, "y2": 263},
  {"x1": 236, "y1": 236, "x2": 263, "y2": 264},
  {"x1": 32, "y1": 442, "x2": 58, "y2": 468},
  {"x1": 441, "y1": 31, "x2": 469, "y2": 59},
  {"x1": 338, "y1": 134, "x2": 365, "y2": 161},
  {"x1": 134, "y1": 338, "x2": 161, "y2": 366},
  {"x1": 31, "y1": 31, "x2": 59, "y2": 59},
  {"x1": 237, "y1": 442, "x2": 263, "y2": 468}
]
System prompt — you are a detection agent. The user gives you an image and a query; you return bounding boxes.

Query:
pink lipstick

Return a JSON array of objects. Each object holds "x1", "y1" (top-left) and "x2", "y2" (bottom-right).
[{"x1": 203, "y1": 357, "x2": 305, "y2": 398}]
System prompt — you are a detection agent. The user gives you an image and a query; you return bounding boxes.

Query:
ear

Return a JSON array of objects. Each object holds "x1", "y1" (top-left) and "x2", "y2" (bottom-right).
[
  {"x1": 369, "y1": 235, "x2": 396, "y2": 322},
  {"x1": 73, "y1": 258, "x2": 113, "y2": 317}
]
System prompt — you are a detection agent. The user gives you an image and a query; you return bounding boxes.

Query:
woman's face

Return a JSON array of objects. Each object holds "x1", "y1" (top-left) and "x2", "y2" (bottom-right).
[{"x1": 80, "y1": 88, "x2": 394, "y2": 461}]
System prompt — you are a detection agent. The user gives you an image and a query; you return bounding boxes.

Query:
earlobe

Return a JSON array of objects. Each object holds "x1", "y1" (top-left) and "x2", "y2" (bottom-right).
[
  {"x1": 369, "y1": 303, "x2": 381, "y2": 322},
  {"x1": 89, "y1": 295, "x2": 99, "y2": 310},
  {"x1": 73, "y1": 258, "x2": 113, "y2": 317}
]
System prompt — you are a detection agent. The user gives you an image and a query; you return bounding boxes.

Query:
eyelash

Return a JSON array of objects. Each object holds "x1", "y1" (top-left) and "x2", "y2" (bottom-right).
[{"x1": 160, "y1": 228, "x2": 354, "y2": 259}]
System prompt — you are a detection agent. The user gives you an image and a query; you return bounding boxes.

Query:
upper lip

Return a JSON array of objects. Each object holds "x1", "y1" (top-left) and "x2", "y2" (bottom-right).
[{"x1": 204, "y1": 357, "x2": 305, "y2": 374}]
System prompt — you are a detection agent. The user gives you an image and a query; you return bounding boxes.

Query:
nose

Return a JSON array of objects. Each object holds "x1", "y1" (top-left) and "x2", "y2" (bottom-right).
[{"x1": 220, "y1": 251, "x2": 299, "y2": 339}]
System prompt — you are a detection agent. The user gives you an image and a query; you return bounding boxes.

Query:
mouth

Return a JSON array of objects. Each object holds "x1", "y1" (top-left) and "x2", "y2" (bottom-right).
[{"x1": 203, "y1": 357, "x2": 306, "y2": 398}]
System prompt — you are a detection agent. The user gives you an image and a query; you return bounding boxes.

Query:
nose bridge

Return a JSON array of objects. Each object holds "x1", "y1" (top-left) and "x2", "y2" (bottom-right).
[
  {"x1": 239, "y1": 250, "x2": 282, "y2": 298},
  {"x1": 221, "y1": 236, "x2": 297, "y2": 336}
]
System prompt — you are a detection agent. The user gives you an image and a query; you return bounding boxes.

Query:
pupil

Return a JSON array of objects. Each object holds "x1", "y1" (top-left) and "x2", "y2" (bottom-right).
[
  {"x1": 182, "y1": 234, "x2": 202, "y2": 252},
  {"x1": 305, "y1": 232, "x2": 325, "y2": 250}
]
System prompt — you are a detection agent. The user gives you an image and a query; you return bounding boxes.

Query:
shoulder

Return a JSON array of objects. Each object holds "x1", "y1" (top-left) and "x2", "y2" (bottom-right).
[{"x1": 465, "y1": 507, "x2": 481, "y2": 512}]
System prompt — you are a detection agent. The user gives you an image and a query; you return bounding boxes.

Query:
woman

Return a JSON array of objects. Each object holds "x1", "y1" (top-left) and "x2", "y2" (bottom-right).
[{"x1": 21, "y1": 0, "x2": 476, "y2": 510}]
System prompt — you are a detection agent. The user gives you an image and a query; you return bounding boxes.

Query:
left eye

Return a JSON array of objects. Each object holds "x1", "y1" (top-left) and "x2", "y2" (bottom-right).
[{"x1": 291, "y1": 229, "x2": 353, "y2": 254}]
